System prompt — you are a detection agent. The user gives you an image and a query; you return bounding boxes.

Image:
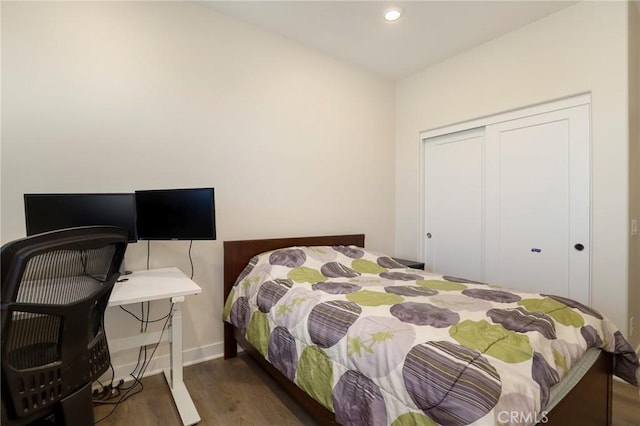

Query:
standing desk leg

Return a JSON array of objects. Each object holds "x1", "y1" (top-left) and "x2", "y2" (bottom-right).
[{"x1": 163, "y1": 298, "x2": 201, "y2": 425}]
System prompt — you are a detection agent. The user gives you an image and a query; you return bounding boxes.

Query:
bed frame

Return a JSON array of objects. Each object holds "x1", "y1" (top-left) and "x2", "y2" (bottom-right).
[{"x1": 223, "y1": 234, "x2": 613, "y2": 425}]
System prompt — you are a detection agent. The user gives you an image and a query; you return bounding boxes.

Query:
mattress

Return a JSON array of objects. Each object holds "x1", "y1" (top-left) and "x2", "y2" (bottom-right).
[
  {"x1": 224, "y1": 245, "x2": 639, "y2": 426},
  {"x1": 544, "y1": 348, "x2": 601, "y2": 414}
]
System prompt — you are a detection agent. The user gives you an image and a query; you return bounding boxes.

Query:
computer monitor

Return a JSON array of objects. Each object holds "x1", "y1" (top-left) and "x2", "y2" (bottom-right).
[
  {"x1": 24, "y1": 193, "x2": 138, "y2": 242},
  {"x1": 135, "y1": 188, "x2": 216, "y2": 240}
]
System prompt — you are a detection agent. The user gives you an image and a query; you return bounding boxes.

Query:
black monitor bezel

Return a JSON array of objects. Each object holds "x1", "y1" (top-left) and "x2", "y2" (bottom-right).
[
  {"x1": 134, "y1": 187, "x2": 216, "y2": 241},
  {"x1": 24, "y1": 192, "x2": 138, "y2": 243}
]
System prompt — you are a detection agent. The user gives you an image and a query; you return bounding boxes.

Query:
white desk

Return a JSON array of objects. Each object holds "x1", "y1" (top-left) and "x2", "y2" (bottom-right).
[{"x1": 108, "y1": 267, "x2": 202, "y2": 426}]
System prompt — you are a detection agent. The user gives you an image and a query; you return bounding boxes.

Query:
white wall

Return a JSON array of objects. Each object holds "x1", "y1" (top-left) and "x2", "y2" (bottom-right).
[
  {"x1": 395, "y1": 1, "x2": 632, "y2": 333},
  {"x1": 1, "y1": 1, "x2": 395, "y2": 369}
]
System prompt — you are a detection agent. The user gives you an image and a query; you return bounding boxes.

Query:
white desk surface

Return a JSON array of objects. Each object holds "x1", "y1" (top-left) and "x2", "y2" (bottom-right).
[{"x1": 108, "y1": 267, "x2": 202, "y2": 307}]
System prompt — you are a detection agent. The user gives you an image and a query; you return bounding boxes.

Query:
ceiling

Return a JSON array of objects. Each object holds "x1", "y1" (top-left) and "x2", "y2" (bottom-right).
[{"x1": 200, "y1": 1, "x2": 577, "y2": 80}]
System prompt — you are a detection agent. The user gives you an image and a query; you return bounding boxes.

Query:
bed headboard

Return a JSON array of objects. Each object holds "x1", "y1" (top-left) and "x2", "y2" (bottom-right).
[
  {"x1": 223, "y1": 234, "x2": 365, "y2": 301},
  {"x1": 222, "y1": 234, "x2": 365, "y2": 359}
]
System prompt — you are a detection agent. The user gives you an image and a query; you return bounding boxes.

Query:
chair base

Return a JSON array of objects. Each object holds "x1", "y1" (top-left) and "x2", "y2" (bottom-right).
[{"x1": 54, "y1": 382, "x2": 94, "y2": 426}]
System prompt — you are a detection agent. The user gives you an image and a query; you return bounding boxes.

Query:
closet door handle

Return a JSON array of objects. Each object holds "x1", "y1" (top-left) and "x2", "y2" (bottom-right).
[{"x1": 574, "y1": 243, "x2": 584, "y2": 251}]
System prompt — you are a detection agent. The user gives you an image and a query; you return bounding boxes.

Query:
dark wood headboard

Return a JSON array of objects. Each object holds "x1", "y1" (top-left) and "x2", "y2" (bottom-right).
[{"x1": 222, "y1": 233, "x2": 365, "y2": 358}]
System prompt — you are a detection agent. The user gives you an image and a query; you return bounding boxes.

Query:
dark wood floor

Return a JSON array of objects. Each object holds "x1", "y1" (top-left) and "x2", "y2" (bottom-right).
[
  {"x1": 94, "y1": 354, "x2": 316, "y2": 426},
  {"x1": 94, "y1": 354, "x2": 639, "y2": 425},
  {"x1": 613, "y1": 376, "x2": 640, "y2": 426}
]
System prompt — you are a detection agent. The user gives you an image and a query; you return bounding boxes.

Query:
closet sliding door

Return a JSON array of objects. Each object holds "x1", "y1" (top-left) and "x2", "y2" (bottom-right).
[
  {"x1": 484, "y1": 105, "x2": 590, "y2": 303},
  {"x1": 424, "y1": 129, "x2": 484, "y2": 282},
  {"x1": 422, "y1": 96, "x2": 590, "y2": 304}
]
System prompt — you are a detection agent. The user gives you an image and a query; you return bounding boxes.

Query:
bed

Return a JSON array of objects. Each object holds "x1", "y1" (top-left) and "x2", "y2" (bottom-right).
[{"x1": 222, "y1": 234, "x2": 639, "y2": 425}]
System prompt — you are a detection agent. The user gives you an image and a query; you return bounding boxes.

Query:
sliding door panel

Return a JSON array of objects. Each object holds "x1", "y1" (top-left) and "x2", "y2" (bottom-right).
[
  {"x1": 424, "y1": 129, "x2": 484, "y2": 281},
  {"x1": 485, "y1": 105, "x2": 590, "y2": 303}
]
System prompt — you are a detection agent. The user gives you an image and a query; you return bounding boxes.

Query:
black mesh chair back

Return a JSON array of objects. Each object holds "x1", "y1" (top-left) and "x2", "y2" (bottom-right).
[{"x1": 1, "y1": 226, "x2": 128, "y2": 425}]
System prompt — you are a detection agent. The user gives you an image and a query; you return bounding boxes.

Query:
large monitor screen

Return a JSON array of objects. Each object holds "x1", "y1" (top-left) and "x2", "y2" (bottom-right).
[
  {"x1": 135, "y1": 188, "x2": 216, "y2": 240},
  {"x1": 24, "y1": 193, "x2": 138, "y2": 242}
]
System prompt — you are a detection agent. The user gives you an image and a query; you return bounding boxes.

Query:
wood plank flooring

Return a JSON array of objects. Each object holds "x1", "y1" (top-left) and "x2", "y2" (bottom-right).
[
  {"x1": 94, "y1": 354, "x2": 640, "y2": 425},
  {"x1": 94, "y1": 354, "x2": 316, "y2": 426},
  {"x1": 613, "y1": 377, "x2": 640, "y2": 426}
]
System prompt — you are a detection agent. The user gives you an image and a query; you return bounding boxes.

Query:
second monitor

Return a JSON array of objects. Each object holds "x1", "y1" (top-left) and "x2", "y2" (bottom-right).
[{"x1": 135, "y1": 188, "x2": 216, "y2": 241}]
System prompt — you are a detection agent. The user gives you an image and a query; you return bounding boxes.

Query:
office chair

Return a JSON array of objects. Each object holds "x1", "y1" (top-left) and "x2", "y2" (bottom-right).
[{"x1": 1, "y1": 226, "x2": 128, "y2": 425}]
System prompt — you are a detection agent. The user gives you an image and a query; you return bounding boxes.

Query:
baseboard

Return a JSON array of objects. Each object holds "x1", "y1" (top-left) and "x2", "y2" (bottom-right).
[{"x1": 94, "y1": 341, "x2": 225, "y2": 391}]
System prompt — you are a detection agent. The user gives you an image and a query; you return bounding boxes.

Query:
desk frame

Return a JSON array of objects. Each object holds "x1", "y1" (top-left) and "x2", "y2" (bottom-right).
[{"x1": 107, "y1": 267, "x2": 201, "y2": 426}]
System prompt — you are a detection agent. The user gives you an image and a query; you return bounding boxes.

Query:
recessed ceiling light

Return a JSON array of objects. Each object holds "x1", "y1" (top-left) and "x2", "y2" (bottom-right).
[{"x1": 384, "y1": 7, "x2": 403, "y2": 22}]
